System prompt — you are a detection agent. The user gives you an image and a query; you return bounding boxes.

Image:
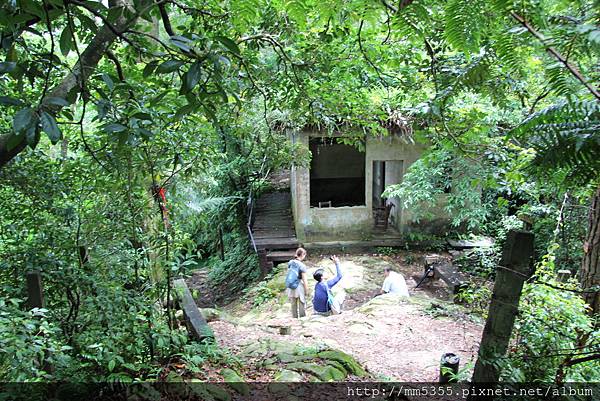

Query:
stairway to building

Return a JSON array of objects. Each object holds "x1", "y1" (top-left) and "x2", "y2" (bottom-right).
[{"x1": 250, "y1": 191, "x2": 299, "y2": 273}]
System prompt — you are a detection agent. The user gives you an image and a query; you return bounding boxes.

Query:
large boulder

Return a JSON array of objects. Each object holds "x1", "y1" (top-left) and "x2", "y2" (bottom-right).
[
  {"x1": 237, "y1": 339, "x2": 369, "y2": 382},
  {"x1": 274, "y1": 369, "x2": 303, "y2": 382},
  {"x1": 317, "y1": 350, "x2": 366, "y2": 376},
  {"x1": 285, "y1": 362, "x2": 346, "y2": 381},
  {"x1": 356, "y1": 293, "x2": 409, "y2": 315},
  {"x1": 220, "y1": 368, "x2": 249, "y2": 396}
]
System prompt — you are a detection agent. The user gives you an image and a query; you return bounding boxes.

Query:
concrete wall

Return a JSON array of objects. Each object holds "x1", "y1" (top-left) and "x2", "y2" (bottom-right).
[{"x1": 289, "y1": 130, "x2": 449, "y2": 242}]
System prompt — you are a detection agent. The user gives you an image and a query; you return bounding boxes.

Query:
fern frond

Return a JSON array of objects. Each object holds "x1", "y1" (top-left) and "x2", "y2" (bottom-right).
[
  {"x1": 545, "y1": 63, "x2": 578, "y2": 98},
  {"x1": 285, "y1": 0, "x2": 311, "y2": 29},
  {"x1": 491, "y1": 0, "x2": 517, "y2": 13},
  {"x1": 231, "y1": 0, "x2": 263, "y2": 31},
  {"x1": 492, "y1": 30, "x2": 523, "y2": 74},
  {"x1": 444, "y1": 0, "x2": 487, "y2": 53},
  {"x1": 390, "y1": 0, "x2": 429, "y2": 40},
  {"x1": 513, "y1": 100, "x2": 600, "y2": 135},
  {"x1": 512, "y1": 100, "x2": 600, "y2": 184}
]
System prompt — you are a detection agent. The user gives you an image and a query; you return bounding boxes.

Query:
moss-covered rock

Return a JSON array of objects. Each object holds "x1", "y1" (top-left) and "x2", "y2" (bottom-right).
[
  {"x1": 198, "y1": 307, "x2": 219, "y2": 322},
  {"x1": 286, "y1": 362, "x2": 346, "y2": 381},
  {"x1": 265, "y1": 268, "x2": 288, "y2": 292},
  {"x1": 356, "y1": 293, "x2": 409, "y2": 315},
  {"x1": 276, "y1": 353, "x2": 313, "y2": 363},
  {"x1": 188, "y1": 383, "x2": 232, "y2": 401},
  {"x1": 324, "y1": 360, "x2": 347, "y2": 375},
  {"x1": 220, "y1": 368, "x2": 249, "y2": 396},
  {"x1": 205, "y1": 384, "x2": 232, "y2": 401},
  {"x1": 274, "y1": 369, "x2": 304, "y2": 382},
  {"x1": 317, "y1": 350, "x2": 367, "y2": 377}
]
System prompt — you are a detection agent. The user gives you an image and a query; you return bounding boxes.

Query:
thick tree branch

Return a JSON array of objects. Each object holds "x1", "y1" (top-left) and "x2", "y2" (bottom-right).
[
  {"x1": 158, "y1": 3, "x2": 175, "y2": 37},
  {"x1": 0, "y1": 0, "x2": 161, "y2": 169},
  {"x1": 511, "y1": 12, "x2": 600, "y2": 101},
  {"x1": 565, "y1": 353, "x2": 600, "y2": 367}
]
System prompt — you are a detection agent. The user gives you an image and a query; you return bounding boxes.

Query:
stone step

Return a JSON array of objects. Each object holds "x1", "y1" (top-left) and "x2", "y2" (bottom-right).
[
  {"x1": 255, "y1": 237, "x2": 299, "y2": 250},
  {"x1": 267, "y1": 250, "x2": 297, "y2": 262}
]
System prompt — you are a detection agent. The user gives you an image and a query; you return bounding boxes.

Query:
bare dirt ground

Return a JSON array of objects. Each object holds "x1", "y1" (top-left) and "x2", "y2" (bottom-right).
[{"x1": 204, "y1": 252, "x2": 484, "y2": 381}]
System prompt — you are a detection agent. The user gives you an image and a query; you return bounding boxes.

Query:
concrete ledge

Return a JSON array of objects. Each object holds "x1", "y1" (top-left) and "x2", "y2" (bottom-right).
[{"x1": 304, "y1": 239, "x2": 437, "y2": 249}]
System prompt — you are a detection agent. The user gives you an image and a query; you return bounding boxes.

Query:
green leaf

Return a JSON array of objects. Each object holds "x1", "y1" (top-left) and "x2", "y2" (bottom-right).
[
  {"x1": 215, "y1": 36, "x2": 240, "y2": 56},
  {"x1": 143, "y1": 61, "x2": 158, "y2": 77},
  {"x1": 0, "y1": 96, "x2": 24, "y2": 106},
  {"x1": 171, "y1": 37, "x2": 192, "y2": 53},
  {"x1": 150, "y1": 92, "x2": 167, "y2": 107},
  {"x1": 77, "y1": 14, "x2": 98, "y2": 33},
  {"x1": 104, "y1": 123, "x2": 127, "y2": 133},
  {"x1": 102, "y1": 73, "x2": 115, "y2": 92},
  {"x1": 156, "y1": 60, "x2": 184, "y2": 74},
  {"x1": 13, "y1": 108, "x2": 36, "y2": 134},
  {"x1": 174, "y1": 103, "x2": 195, "y2": 120},
  {"x1": 59, "y1": 27, "x2": 73, "y2": 57},
  {"x1": 131, "y1": 112, "x2": 152, "y2": 120},
  {"x1": 107, "y1": 6, "x2": 124, "y2": 23},
  {"x1": 183, "y1": 62, "x2": 202, "y2": 92},
  {"x1": 25, "y1": 125, "x2": 40, "y2": 149},
  {"x1": 108, "y1": 359, "x2": 116, "y2": 372},
  {"x1": 40, "y1": 111, "x2": 62, "y2": 144},
  {"x1": 44, "y1": 97, "x2": 70, "y2": 107},
  {"x1": 21, "y1": 1, "x2": 45, "y2": 18}
]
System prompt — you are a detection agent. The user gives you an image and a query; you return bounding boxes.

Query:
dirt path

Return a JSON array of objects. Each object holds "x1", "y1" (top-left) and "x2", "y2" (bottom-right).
[{"x1": 205, "y1": 254, "x2": 484, "y2": 381}]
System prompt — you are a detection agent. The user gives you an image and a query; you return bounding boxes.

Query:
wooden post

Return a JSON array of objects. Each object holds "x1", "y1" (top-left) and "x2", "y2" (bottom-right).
[
  {"x1": 469, "y1": 230, "x2": 534, "y2": 397},
  {"x1": 173, "y1": 279, "x2": 214, "y2": 342},
  {"x1": 258, "y1": 249, "x2": 269, "y2": 278},
  {"x1": 26, "y1": 271, "x2": 45, "y2": 309}
]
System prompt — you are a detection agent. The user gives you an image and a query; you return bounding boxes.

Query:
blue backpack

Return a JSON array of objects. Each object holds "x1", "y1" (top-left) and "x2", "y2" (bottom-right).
[{"x1": 285, "y1": 260, "x2": 301, "y2": 289}]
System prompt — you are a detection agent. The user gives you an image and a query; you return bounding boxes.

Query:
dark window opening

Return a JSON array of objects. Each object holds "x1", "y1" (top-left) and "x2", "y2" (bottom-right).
[{"x1": 309, "y1": 138, "x2": 365, "y2": 207}]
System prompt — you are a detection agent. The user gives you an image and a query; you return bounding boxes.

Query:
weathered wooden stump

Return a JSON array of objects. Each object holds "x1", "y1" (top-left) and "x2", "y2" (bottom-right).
[
  {"x1": 435, "y1": 262, "x2": 468, "y2": 299},
  {"x1": 417, "y1": 257, "x2": 467, "y2": 301},
  {"x1": 557, "y1": 269, "x2": 572, "y2": 282},
  {"x1": 173, "y1": 279, "x2": 214, "y2": 342}
]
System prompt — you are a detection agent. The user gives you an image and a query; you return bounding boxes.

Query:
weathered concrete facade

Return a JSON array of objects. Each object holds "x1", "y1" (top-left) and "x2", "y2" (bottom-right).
[{"x1": 289, "y1": 130, "x2": 450, "y2": 243}]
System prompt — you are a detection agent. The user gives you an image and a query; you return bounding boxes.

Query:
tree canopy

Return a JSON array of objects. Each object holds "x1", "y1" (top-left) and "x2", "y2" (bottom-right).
[{"x1": 1, "y1": 0, "x2": 599, "y2": 386}]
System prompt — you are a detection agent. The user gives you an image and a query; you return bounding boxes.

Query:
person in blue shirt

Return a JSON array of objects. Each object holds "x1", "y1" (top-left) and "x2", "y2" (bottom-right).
[{"x1": 312, "y1": 255, "x2": 345, "y2": 316}]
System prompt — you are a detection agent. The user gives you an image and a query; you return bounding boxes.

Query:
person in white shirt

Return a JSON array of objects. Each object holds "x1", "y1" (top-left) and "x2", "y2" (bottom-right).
[{"x1": 380, "y1": 267, "x2": 410, "y2": 297}]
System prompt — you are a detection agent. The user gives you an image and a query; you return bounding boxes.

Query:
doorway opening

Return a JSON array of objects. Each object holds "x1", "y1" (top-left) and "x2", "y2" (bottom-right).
[{"x1": 372, "y1": 160, "x2": 404, "y2": 228}]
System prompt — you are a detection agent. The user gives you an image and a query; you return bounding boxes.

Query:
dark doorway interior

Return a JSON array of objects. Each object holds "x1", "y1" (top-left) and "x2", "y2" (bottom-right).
[
  {"x1": 309, "y1": 138, "x2": 365, "y2": 207},
  {"x1": 372, "y1": 160, "x2": 386, "y2": 209},
  {"x1": 372, "y1": 160, "x2": 404, "y2": 228}
]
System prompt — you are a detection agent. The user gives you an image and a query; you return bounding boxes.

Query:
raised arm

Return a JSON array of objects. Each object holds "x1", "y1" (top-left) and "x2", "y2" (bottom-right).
[{"x1": 326, "y1": 257, "x2": 343, "y2": 288}]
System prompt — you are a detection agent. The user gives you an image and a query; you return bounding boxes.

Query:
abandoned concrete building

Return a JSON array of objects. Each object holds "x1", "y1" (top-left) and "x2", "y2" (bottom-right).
[
  {"x1": 248, "y1": 127, "x2": 452, "y2": 270},
  {"x1": 288, "y1": 129, "x2": 450, "y2": 243}
]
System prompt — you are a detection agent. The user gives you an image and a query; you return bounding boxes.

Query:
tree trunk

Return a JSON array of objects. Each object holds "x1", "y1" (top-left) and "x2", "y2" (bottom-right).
[
  {"x1": 581, "y1": 185, "x2": 600, "y2": 315},
  {"x1": 470, "y1": 230, "x2": 534, "y2": 392}
]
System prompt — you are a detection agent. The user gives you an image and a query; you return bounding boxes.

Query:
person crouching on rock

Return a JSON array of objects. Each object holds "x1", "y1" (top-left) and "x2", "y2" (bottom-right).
[
  {"x1": 380, "y1": 266, "x2": 410, "y2": 297},
  {"x1": 313, "y1": 255, "x2": 345, "y2": 316},
  {"x1": 285, "y1": 247, "x2": 309, "y2": 318}
]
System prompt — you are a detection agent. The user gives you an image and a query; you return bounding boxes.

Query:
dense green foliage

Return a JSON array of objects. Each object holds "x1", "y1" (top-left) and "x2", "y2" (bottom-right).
[{"x1": 0, "y1": 0, "x2": 598, "y2": 384}]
